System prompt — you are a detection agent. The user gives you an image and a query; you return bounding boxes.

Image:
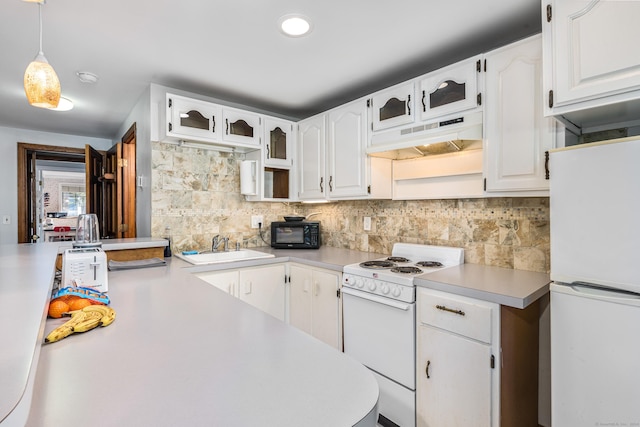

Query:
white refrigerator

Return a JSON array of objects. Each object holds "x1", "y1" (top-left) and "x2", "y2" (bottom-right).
[{"x1": 549, "y1": 137, "x2": 640, "y2": 426}]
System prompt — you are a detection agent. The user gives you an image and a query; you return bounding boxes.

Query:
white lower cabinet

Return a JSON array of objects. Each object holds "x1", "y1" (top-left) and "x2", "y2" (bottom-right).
[
  {"x1": 417, "y1": 287, "x2": 543, "y2": 427},
  {"x1": 416, "y1": 288, "x2": 499, "y2": 427},
  {"x1": 288, "y1": 263, "x2": 342, "y2": 350},
  {"x1": 196, "y1": 264, "x2": 286, "y2": 321}
]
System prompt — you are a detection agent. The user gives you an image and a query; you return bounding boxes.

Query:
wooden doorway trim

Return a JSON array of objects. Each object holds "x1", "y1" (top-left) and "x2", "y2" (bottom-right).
[
  {"x1": 17, "y1": 143, "x2": 85, "y2": 243},
  {"x1": 120, "y1": 123, "x2": 136, "y2": 238}
]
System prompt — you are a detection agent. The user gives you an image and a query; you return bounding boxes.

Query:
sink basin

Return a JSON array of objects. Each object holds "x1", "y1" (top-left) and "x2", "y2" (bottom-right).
[{"x1": 176, "y1": 250, "x2": 275, "y2": 265}]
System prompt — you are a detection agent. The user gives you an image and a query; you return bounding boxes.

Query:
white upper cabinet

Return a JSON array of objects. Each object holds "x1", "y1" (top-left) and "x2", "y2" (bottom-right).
[
  {"x1": 222, "y1": 108, "x2": 261, "y2": 147},
  {"x1": 327, "y1": 99, "x2": 370, "y2": 199},
  {"x1": 485, "y1": 35, "x2": 556, "y2": 193},
  {"x1": 297, "y1": 114, "x2": 326, "y2": 200},
  {"x1": 163, "y1": 93, "x2": 263, "y2": 152},
  {"x1": 166, "y1": 94, "x2": 222, "y2": 142},
  {"x1": 370, "y1": 82, "x2": 415, "y2": 131},
  {"x1": 264, "y1": 118, "x2": 294, "y2": 168},
  {"x1": 543, "y1": 0, "x2": 640, "y2": 119},
  {"x1": 419, "y1": 56, "x2": 483, "y2": 121}
]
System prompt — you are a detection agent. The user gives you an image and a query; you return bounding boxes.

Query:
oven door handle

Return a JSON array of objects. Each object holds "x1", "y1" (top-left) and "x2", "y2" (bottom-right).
[{"x1": 341, "y1": 287, "x2": 412, "y2": 310}]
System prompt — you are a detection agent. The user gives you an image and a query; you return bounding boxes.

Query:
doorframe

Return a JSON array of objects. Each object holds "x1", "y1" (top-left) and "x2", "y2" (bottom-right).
[{"x1": 17, "y1": 143, "x2": 85, "y2": 243}]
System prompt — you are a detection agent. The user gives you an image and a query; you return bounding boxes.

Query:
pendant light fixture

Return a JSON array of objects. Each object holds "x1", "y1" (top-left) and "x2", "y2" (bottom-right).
[{"x1": 23, "y1": 0, "x2": 61, "y2": 109}]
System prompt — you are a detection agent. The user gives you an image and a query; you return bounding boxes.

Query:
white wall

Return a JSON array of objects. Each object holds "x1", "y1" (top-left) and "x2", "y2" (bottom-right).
[{"x1": 0, "y1": 126, "x2": 111, "y2": 245}]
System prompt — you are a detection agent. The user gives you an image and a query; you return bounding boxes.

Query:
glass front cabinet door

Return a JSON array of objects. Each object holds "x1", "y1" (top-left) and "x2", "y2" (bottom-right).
[
  {"x1": 369, "y1": 82, "x2": 415, "y2": 131},
  {"x1": 419, "y1": 56, "x2": 482, "y2": 121},
  {"x1": 166, "y1": 94, "x2": 222, "y2": 142},
  {"x1": 264, "y1": 118, "x2": 294, "y2": 167},
  {"x1": 221, "y1": 108, "x2": 262, "y2": 147}
]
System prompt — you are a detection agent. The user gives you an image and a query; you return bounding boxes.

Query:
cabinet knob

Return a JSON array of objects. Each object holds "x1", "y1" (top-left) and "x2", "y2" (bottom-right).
[{"x1": 426, "y1": 360, "x2": 431, "y2": 379}]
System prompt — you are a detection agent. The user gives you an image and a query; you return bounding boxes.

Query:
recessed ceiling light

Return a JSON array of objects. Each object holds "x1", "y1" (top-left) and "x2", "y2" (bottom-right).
[
  {"x1": 279, "y1": 14, "x2": 312, "y2": 37},
  {"x1": 76, "y1": 71, "x2": 99, "y2": 84},
  {"x1": 49, "y1": 97, "x2": 74, "y2": 111}
]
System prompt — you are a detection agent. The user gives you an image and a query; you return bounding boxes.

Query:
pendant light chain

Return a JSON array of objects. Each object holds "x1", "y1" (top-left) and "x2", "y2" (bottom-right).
[{"x1": 38, "y1": 3, "x2": 44, "y2": 55}]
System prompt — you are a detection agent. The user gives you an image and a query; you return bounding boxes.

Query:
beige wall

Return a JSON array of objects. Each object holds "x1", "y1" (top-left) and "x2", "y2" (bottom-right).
[{"x1": 151, "y1": 142, "x2": 549, "y2": 273}]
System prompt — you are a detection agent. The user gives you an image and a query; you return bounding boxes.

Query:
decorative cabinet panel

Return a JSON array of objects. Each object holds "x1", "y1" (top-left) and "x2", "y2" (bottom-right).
[
  {"x1": 543, "y1": 0, "x2": 640, "y2": 114},
  {"x1": 289, "y1": 264, "x2": 342, "y2": 350},
  {"x1": 369, "y1": 82, "x2": 415, "y2": 131},
  {"x1": 166, "y1": 94, "x2": 221, "y2": 142},
  {"x1": 297, "y1": 114, "x2": 326, "y2": 200},
  {"x1": 484, "y1": 35, "x2": 555, "y2": 193},
  {"x1": 222, "y1": 108, "x2": 261, "y2": 146},
  {"x1": 418, "y1": 56, "x2": 482, "y2": 121},
  {"x1": 327, "y1": 99, "x2": 369, "y2": 199},
  {"x1": 264, "y1": 118, "x2": 294, "y2": 167}
]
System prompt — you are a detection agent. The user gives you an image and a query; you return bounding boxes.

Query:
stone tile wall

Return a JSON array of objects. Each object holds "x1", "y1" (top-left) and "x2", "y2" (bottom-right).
[{"x1": 151, "y1": 142, "x2": 550, "y2": 273}]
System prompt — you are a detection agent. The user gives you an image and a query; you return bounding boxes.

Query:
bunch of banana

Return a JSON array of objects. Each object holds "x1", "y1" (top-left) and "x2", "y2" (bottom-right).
[{"x1": 44, "y1": 305, "x2": 117, "y2": 344}]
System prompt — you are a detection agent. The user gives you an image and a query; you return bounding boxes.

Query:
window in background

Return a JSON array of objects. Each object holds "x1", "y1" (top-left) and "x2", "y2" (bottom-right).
[{"x1": 60, "y1": 184, "x2": 86, "y2": 217}]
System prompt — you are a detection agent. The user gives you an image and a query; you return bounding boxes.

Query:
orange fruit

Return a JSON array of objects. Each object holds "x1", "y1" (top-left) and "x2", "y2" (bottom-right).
[
  {"x1": 68, "y1": 298, "x2": 93, "y2": 311},
  {"x1": 48, "y1": 299, "x2": 70, "y2": 318}
]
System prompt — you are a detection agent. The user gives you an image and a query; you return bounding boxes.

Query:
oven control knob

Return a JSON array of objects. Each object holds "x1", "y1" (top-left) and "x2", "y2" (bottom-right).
[
  {"x1": 381, "y1": 284, "x2": 390, "y2": 295},
  {"x1": 368, "y1": 280, "x2": 377, "y2": 291},
  {"x1": 355, "y1": 278, "x2": 364, "y2": 288},
  {"x1": 392, "y1": 287, "x2": 401, "y2": 297}
]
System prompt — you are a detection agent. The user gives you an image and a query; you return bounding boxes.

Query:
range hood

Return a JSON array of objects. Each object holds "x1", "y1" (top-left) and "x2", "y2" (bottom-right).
[{"x1": 367, "y1": 111, "x2": 483, "y2": 160}]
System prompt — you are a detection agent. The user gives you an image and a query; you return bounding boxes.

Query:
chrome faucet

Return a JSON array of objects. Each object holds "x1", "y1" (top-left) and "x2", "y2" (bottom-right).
[{"x1": 212, "y1": 235, "x2": 229, "y2": 252}]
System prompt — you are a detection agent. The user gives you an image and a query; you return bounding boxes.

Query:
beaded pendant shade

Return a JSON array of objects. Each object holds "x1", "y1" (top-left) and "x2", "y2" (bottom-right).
[{"x1": 23, "y1": 2, "x2": 60, "y2": 109}]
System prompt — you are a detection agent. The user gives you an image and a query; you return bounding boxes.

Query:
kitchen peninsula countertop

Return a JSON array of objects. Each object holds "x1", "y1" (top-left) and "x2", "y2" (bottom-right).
[{"x1": 3, "y1": 241, "x2": 379, "y2": 427}]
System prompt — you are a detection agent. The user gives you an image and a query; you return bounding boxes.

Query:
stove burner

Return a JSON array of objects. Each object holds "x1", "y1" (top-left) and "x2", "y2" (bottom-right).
[
  {"x1": 359, "y1": 260, "x2": 396, "y2": 269},
  {"x1": 391, "y1": 266, "x2": 423, "y2": 274},
  {"x1": 416, "y1": 261, "x2": 444, "y2": 268},
  {"x1": 387, "y1": 256, "x2": 411, "y2": 263}
]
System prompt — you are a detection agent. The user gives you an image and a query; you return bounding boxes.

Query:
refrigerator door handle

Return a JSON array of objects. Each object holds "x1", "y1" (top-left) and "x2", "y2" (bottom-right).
[{"x1": 569, "y1": 282, "x2": 640, "y2": 300}]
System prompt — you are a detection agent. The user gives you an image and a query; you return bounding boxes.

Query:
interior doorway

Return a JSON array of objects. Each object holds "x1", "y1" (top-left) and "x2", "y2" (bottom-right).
[{"x1": 16, "y1": 123, "x2": 138, "y2": 243}]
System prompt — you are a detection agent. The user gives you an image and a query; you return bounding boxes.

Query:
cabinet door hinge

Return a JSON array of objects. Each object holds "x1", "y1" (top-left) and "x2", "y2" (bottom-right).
[
  {"x1": 491, "y1": 354, "x2": 495, "y2": 369},
  {"x1": 484, "y1": 59, "x2": 487, "y2": 72},
  {"x1": 366, "y1": 99, "x2": 371, "y2": 108},
  {"x1": 546, "y1": 4, "x2": 552, "y2": 22},
  {"x1": 367, "y1": 185, "x2": 371, "y2": 194},
  {"x1": 168, "y1": 98, "x2": 172, "y2": 108},
  {"x1": 117, "y1": 159, "x2": 128, "y2": 168},
  {"x1": 548, "y1": 90, "x2": 554, "y2": 108},
  {"x1": 476, "y1": 59, "x2": 481, "y2": 72},
  {"x1": 337, "y1": 288, "x2": 341, "y2": 298},
  {"x1": 118, "y1": 223, "x2": 129, "y2": 232},
  {"x1": 477, "y1": 93, "x2": 482, "y2": 106},
  {"x1": 168, "y1": 122, "x2": 172, "y2": 132}
]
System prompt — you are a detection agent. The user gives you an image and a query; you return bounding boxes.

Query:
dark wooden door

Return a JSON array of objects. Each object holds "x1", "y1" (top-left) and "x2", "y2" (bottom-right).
[{"x1": 85, "y1": 144, "x2": 105, "y2": 236}]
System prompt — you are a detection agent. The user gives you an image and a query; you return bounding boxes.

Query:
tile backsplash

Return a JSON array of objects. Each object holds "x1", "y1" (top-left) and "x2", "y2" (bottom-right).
[{"x1": 151, "y1": 142, "x2": 550, "y2": 273}]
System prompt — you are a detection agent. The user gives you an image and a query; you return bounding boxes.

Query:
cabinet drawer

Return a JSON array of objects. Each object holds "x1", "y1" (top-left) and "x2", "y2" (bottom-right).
[{"x1": 418, "y1": 289, "x2": 493, "y2": 344}]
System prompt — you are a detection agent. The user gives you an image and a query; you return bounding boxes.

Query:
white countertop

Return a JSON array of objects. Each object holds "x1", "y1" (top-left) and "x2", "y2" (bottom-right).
[
  {"x1": 1, "y1": 241, "x2": 378, "y2": 427},
  {"x1": 415, "y1": 263, "x2": 550, "y2": 309}
]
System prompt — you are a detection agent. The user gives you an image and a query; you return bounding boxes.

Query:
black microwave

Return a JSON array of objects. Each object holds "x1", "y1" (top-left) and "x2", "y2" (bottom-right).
[{"x1": 270, "y1": 221, "x2": 320, "y2": 249}]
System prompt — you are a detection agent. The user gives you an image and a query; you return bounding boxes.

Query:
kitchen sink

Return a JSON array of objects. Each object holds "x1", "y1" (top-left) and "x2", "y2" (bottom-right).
[{"x1": 175, "y1": 250, "x2": 275, "y2": 265}]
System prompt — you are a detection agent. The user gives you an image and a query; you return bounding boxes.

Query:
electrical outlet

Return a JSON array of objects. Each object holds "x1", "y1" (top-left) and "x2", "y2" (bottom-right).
[
  {"x1": 363, "y1": 216, "x2": 371, "y2": 231},
  {"x1": 251, "y1": 215, "x2": 264, "y2": 229},
  {"x1": 2, "y1": 215, "x2": 9, "y2": 225}
]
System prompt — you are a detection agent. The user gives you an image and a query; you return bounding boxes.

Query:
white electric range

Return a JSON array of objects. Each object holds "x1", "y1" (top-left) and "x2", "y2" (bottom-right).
[{"x1": 342, "y1": 243, "x2": 464, "y2": 427}]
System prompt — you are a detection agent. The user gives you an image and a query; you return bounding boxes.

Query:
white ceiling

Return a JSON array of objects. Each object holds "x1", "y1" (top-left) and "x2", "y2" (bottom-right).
[{"x1": 0, "y1": 0, "x2": 542, "y2": 140}]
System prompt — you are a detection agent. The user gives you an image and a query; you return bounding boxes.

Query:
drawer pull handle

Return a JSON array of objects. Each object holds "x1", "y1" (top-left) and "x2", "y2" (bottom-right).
[{"x1": 435, "y1": 304, "x2": 465, "y2": 316}]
